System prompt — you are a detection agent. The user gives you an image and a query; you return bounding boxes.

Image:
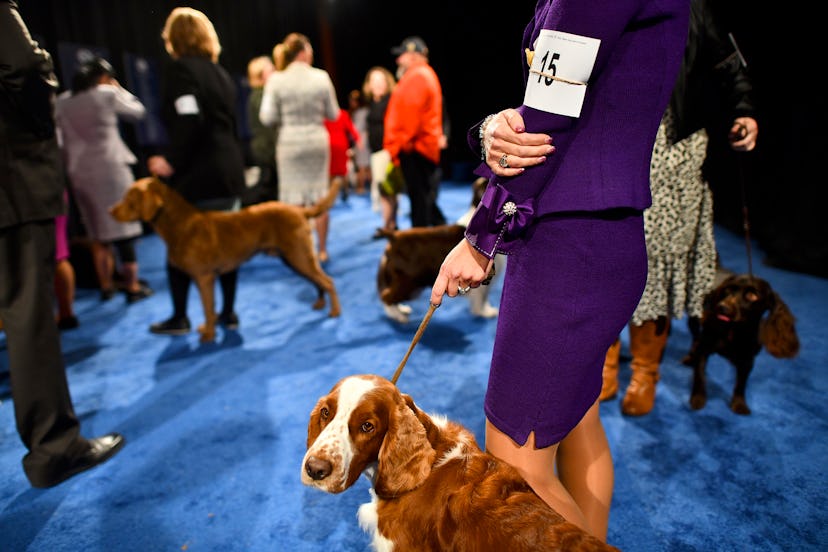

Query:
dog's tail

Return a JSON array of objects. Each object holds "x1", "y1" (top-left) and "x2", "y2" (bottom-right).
[{"x1": 302, "y1": 179, "x2": 341, "y2": 219}]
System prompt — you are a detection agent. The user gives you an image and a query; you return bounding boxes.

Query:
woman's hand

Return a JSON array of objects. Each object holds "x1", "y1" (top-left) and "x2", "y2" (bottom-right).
[
  {"x1": 148, "y1": 155, "x2": 174, "y2": 178},
  {"x1": 483, "y1": 108, "x2": 555, "y2": 177},
  {"x1": 430, "y1": 239, "x2": 491, "y2": 306},
  {"x1": 728, "y1": 116, "x2": 758, "y2": 152}
]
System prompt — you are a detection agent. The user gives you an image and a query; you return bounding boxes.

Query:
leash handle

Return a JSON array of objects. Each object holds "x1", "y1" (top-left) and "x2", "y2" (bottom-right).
[{"x1": 391, "y1": 302, "x2": 439, "y2": 385}]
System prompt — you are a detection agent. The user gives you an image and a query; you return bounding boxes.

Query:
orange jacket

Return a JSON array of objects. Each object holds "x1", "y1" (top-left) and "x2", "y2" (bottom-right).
[{"x1": 383, "y1": 59, "x2": 443, "y2": 165}]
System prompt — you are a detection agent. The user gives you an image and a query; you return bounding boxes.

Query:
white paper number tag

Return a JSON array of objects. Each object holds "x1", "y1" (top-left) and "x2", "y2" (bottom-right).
[
  {"x1": 523, "y1": 30, "x2": 600, "y2": 118},
  {"x1": 174, "y1": 94, "x2": 200, "y2": 115}
]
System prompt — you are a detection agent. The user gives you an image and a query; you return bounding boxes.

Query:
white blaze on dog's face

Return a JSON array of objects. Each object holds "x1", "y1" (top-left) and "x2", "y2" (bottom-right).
[{"x1": 302, "y1": 376, "x2": 385, "y2": 493}]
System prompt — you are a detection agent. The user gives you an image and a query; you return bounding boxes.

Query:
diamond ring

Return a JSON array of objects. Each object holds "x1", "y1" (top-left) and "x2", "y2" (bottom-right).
[
  {"x1": 458, "y1": 286, "x2": 471, "y2": 295},
  {"x1": 498, "y1": 153, "x2": 509, "y2": 168}
]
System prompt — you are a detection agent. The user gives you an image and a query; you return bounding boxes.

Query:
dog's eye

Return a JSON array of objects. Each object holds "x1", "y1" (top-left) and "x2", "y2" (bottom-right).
[
  {"x1": 360, "y1": 422, "x2": 375, "y2": 433},
  {"x1": 320, "y1": 407, "x2": 330, "y2": 420},
  {"x1": 745, "y1": 291, "x2": 759, "y2": 302}
]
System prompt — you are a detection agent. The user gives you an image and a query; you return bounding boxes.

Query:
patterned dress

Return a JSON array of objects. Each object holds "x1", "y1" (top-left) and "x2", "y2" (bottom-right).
[
  {"x1": 259, "y1": 61, "x2": 339, "y2": 206},
  {"x1": 631, "y1": 107, "x2": 716, "y2": 325}
]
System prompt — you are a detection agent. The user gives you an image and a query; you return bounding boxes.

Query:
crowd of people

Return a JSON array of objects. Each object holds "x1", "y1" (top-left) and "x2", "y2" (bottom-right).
[
  {"x1": 0, "y1": 2, "x2": 457, "y2": 491},
  {"x1": 3, "y1": 1, "x2": 767, "y2": 546}
]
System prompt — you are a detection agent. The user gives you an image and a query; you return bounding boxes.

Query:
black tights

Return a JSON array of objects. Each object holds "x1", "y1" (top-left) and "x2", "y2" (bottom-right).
[{"x1": 167, "y1": 263, "x2": 237, "y2": 319}]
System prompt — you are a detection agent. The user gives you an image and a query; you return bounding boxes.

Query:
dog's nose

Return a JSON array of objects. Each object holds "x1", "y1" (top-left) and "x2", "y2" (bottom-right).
[
  {"x1": 305, "y1": 456, "x2": 333, "y2": 481},
  {"x1": 716, "y1": 302, "x2": 734, "y2": 317}
]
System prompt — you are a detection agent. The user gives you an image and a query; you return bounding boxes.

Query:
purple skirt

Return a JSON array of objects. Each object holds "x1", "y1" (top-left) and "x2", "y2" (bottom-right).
[{"x1": 485, "y1": 209, "x2": 647, "y2": 448}]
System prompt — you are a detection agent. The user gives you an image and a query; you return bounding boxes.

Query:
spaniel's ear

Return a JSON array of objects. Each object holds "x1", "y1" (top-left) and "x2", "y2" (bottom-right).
[
  {"x1": 374, "y1": 397, "x2": 435, "y2": 497},
  {"x1": 306, "y1": 397, "x2": 326, "y2": 448},
  {"x1": 760, "y1": 291, "x2": 800, "y2": 358}
]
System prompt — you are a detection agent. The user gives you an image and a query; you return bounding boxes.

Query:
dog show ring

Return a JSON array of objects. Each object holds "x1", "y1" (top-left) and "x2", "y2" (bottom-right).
[{"x1": 498, "y1": 153, "x2": 509, "y2": 168}]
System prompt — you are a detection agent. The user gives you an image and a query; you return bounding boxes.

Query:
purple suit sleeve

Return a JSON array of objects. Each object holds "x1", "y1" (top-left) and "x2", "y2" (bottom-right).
[{"x1": 464, "y1": 0, "x2": 648, "y2": 258}]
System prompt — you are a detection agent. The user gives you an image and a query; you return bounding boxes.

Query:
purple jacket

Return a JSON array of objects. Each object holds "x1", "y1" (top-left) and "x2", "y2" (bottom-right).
[{"x1": 466, "y1": 0, "x2": 690, "y2": 257}]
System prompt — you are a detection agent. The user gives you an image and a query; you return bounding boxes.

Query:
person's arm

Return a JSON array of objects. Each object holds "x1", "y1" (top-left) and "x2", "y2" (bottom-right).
[
  {"x1": 107, "y1": 82, "x2": 146, "y2": 122},
  {"x1": 343, "y1": 110, "x2": 361, "y2": 147},
  {"x1": 0, "y1": 0, "x2": 59, "y2": 139},
  {"x1": 323, "y1": 72, "x2": 339, "y2": 122},
  {"x1": 382, "y1": 72, "x2": 427, "y2": 163},
  {"x1": 465, "y1": 0, "x2": 657, "y2": 258},
  {"x1": 701, "y1": 0, "x2": 757, "y2": 151},
  {"x1": 259, "y1": 73, "x2": 280, "y2": 127}
]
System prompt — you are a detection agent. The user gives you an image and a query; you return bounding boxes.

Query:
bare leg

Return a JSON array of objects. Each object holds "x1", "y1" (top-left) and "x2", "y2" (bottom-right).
[
  {"x1": 485, "y1": 419, "x2": 590, "y2": 534},
  {"x1": 120, "y1": 261, "x2": 141, "y2": 293},
  {"x1": 556, "y1": 401, "x2": 613, "y2": 541},
  {"x1": 91, "y1": 242, "x2": 114, "y2": 292},
  {"x1": 380, "y1": 193, "x2": 398, "y2": 231},
  {"x1": 54, "y1": 259, "x2": 76, "y2": 320}
]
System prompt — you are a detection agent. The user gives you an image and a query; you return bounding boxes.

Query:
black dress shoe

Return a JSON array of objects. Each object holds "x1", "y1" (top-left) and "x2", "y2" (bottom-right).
[
  {"x1": 57, "y1": 315, "x2": 80, "y2": 331},
  {"x1": 217, "y1": 311, "x2": 239, "y2": 330},
  {"x1": 149, "y1": 316, "x2": 191, "y2": 335},
  {"x1": 30, "y1": 433, "x2": 125, "y2": 489},
  {"x1": 125, "y1": 285, "x2": 154, "y2": 304}
]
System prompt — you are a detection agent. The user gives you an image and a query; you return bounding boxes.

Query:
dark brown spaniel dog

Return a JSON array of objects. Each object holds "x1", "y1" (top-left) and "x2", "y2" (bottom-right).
[{"x1": 682, "y1": 274, "x2": 799, "y2": 414}]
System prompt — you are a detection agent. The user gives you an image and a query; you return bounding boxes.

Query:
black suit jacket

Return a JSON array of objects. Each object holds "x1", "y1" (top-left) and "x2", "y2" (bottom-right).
[
  {"x1": 669, "y1": 0, "x2": 756, "y2": 144},
  {"x1": 0, "y1": 0, "x2": 65, "y2": 229},
  {"x1": 159, "y1": 56, "x2": 245, "y2": 203}
]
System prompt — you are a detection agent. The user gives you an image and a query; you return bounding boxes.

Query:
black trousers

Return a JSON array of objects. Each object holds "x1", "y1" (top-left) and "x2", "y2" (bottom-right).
[
  {"x1": 0, "y1": 220, "x2": 86, "y2": 485},
  {"x1": 167, "y1": 196, "x2": 240, "y2": 319},
  {"x1": 399, "y1": 151, "x2": 446, "y2": 227}
]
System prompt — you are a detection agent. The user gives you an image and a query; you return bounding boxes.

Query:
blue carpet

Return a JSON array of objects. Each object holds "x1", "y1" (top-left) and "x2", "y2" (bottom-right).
[{"x1": 1, "y1": 181, "x2": 826, "y2": 551}]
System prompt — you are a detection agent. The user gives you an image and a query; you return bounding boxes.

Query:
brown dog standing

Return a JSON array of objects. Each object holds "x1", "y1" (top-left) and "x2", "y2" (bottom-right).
[
  {"x1": 377, "y1": 177, "x2": 502, "y2": 323},
  {"x1": 111, "y1": 177, "x2": 341, "y2": 342},
  {"x1": 682, "y1": 274, "x2": 799, "y2": 414}
]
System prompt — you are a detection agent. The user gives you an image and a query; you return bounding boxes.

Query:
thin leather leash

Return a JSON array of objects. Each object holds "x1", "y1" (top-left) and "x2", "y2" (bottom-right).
[
  {"x1": 390, "y1": 261, "x2": 497, "y2": 385},
  {"x1": 737, "y1": 157, "x2": 754, "y2": 278},
  {"x1": 390, "y1": 302, "x2": 439, "y2": 385},
  {"x1": 729, "y1": 32, "x2": 754, "y2": 278}
]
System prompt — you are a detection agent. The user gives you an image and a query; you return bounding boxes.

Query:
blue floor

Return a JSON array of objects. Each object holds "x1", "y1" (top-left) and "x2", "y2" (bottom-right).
[{"x1": 1, "y1": 181, "x2": 826, "y2": 551}]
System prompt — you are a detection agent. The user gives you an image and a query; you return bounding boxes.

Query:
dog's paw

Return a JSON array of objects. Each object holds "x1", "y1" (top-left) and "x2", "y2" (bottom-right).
[
  {"x1": 730, "y1": 396, "x2": 751, "y2": 415},
  {"x1": 383, "y1": 303, "x2": 411, "y2": 324},
  {"x1": 689, "y1": 394, "x2": 707, "y2": 410}
]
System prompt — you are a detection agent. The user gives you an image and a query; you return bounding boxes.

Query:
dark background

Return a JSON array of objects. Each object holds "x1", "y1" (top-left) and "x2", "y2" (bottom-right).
[{"x1": 18, "y1": 0, "x2": 825, "y2": 277}]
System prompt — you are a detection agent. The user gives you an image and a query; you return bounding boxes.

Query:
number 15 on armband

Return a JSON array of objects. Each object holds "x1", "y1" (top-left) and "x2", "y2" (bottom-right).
[{"x1": 524, "y1": 30, "x2": 600, "y2": 118}]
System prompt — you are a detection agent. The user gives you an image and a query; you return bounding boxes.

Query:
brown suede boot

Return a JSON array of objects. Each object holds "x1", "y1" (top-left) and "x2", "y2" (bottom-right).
[
  {"x1": 599, "y1": 338, "x2": 622, "y2": 401},
  {"x1": 621, "y1": 319, "x2": 669, "y2": 416}
]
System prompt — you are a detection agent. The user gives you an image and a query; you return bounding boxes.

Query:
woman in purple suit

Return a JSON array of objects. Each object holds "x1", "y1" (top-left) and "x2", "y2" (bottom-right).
[{"x1": 431, "y1": 0, "x2": 690, "y2": 542}]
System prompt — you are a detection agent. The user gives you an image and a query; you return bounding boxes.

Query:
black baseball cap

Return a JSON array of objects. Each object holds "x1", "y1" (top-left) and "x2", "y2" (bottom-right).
[{"x1": 391, "y1": 36, "x2": 429, "y2": 56}]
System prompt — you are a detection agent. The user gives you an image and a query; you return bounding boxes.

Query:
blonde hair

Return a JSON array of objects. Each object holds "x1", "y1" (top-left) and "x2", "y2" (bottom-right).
[
  {"x1": 272, "y1": 43, "x2": 286, "y2": 71},
  {"x1": 247, "y1": 56, "x2": 274, "y2": 87},
  {"x1": 162, "y1": 7, "x2": 221, "y2": 62},
  {"x1": 362, "y1": 66, "x2": 396, "y2": 101},
  {"x1": 281, "y1": 33, "x2": 311, "y2": 65}
]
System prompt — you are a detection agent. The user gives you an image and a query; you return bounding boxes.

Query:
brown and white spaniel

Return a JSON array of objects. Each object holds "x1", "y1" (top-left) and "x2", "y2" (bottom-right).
[{"x1": 302, "y1": 374, "x2": 618, "y2": 551}]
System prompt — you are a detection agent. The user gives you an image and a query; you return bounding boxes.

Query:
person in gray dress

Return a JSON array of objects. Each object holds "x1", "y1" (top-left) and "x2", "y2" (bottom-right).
[
  {"x1": 259, "y1": 32, "x2": 339, "y2": 262},
  {"x1": 55, "y1": 57, "x2": 152, "y2": 303}
]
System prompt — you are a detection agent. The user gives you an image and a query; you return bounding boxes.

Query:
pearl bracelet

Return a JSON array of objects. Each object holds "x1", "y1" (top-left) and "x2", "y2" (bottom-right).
[{"x1": 479, "y1": 113, "x2": 496, "y2": 161}]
